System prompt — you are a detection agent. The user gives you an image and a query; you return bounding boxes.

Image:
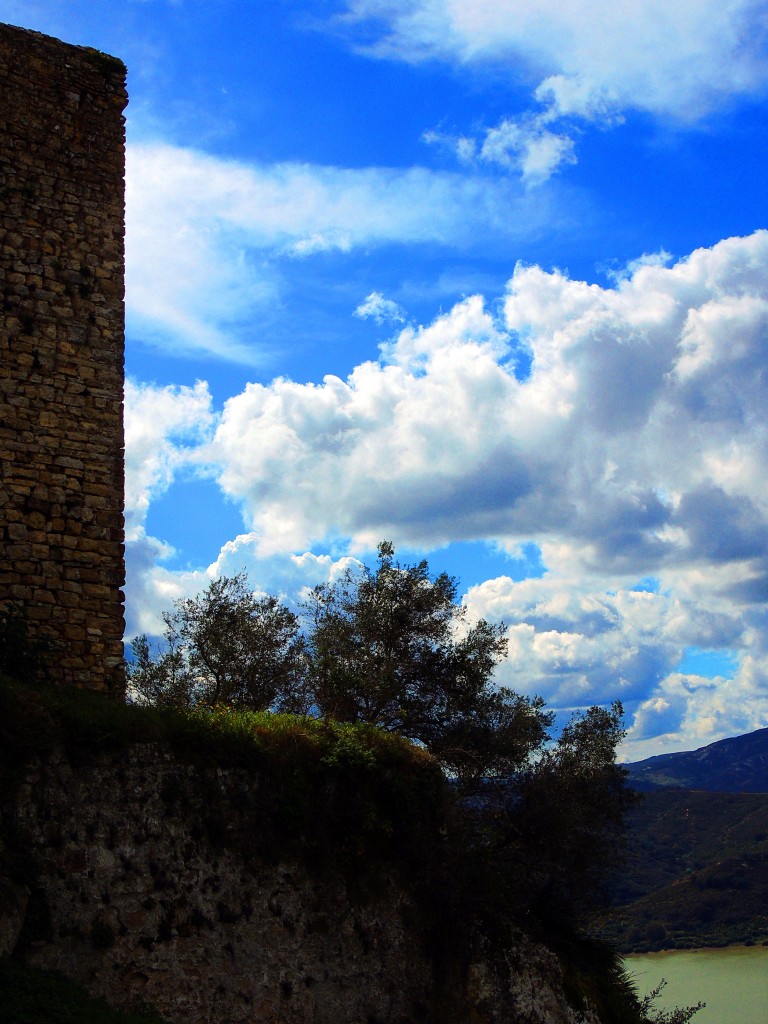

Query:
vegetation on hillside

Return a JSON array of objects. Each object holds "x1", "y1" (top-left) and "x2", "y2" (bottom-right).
[
  {"x1": 128, "y1": 543, "x2": 636, "y2": 927},
  {"x1": 0, "y1": 675, "x2": 445, "y2": 879},
  {"x1": 624, "y1": 728, "x2": 768, "y2": 793},
  {"x1": 600, "y1": 788, "x2": 768, "y2": 952}
]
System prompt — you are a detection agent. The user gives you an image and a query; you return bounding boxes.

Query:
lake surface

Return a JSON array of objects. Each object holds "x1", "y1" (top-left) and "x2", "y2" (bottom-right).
[{"x1": 625, "y1": 946, "x2": 768, "y2": 1024}]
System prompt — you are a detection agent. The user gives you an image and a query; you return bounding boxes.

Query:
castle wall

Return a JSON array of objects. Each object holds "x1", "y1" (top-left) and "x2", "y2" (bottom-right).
[
  {"x1": 2, "y1": 744, "x2": 599, "y2": 1024},
  {"x1": 0, "y1": 24, "x2": 127, "y2": 694}
]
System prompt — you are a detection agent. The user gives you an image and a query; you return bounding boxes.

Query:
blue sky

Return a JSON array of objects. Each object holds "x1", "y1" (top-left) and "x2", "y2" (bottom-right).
[{"x1": 4, "y1": 0, "x2": 768, "y2": 757}]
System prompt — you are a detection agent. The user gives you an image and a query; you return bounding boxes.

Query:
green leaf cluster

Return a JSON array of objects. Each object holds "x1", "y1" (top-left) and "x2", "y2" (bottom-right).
[{"x1": 129, "y1": 573, "x2": 306, "y2": 712}]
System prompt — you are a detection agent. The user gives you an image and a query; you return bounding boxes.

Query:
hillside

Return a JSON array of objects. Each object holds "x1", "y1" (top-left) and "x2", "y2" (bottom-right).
[
  {"x1": 601, "y1": 788, "x2": 768, "y2": 952},
  {"x1": 624, "y1": 728, "x2": 768, "y2": 793},
  {"x1": 603, "y1": 729, "x2": 768, "y2": 951}
]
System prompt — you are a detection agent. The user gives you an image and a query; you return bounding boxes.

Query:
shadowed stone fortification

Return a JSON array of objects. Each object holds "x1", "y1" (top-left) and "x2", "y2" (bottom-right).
[
  {"x1": 1, "y1": 743, "x2": 602, "y2": 1024},
  {"x1": 0, "y1": 24, "x2": 127, "y2": 694}
]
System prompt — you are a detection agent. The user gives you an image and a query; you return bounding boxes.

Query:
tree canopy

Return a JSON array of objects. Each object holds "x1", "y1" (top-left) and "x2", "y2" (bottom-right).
[
  {"x1": 500, "y1": 701, "x2": 635, "y2": 927},
  {"x1": 128, "y1": 542, "x2": 552, "y2": 780},
  {"x1": 303, "y1": 541, "x2": 551, "y2": 778},
  {"x1": 126, "y1": 543, "x2": 632, "y2": 929},
  {"x1": 129, "y1": 572, "x2": 305, "y2": 712}
]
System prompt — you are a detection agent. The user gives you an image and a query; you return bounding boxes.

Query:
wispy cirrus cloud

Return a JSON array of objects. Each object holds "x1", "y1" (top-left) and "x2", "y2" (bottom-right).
[
  {"x1": 354, "y1": 291, "x2": 407, "y2": 324},
  {"x1": 424, "y1": 114, "x2": 578, "y2": 186},
  {"x1": 336, "y1": 0, "x2": 768, "y2": 120},
  {"x1": 125, "y1": 141, "x2": 568, "y2": 361},
  {"x1": 338, "y1": 0, "x2": 768, "y2": 184}
]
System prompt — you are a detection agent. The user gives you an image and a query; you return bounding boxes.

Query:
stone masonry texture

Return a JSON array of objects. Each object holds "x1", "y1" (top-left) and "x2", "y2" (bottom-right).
[
  {"x1": 0, "y1": 23, "x2": 127, "y2": 694},
  {"x1": 1, "y1": 745, "x2": 601, "y2": 1024}
]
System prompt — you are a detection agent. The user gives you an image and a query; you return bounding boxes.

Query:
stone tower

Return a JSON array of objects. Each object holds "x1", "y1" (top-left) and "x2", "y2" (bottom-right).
[{"x1": 0, "y1": 24, "x2": 127, "y2": 694}]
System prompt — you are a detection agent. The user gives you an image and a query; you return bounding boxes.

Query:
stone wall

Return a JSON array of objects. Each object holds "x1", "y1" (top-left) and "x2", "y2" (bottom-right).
[
  {"x1": 0, "y1": 24, "x2": 127, "y2": 694},
  {"x1": 0, "y1": 745, "x2": 601, "y2": 1024}
]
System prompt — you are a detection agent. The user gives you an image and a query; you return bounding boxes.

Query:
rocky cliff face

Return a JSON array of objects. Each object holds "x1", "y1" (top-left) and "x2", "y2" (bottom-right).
[{"x1": 0, "y1": 744, "x2": 600, "y2": 1024}]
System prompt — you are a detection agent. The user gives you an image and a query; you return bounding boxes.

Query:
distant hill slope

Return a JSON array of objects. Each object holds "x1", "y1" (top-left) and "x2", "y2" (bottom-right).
[
  {"x1": 601, "y1": 727, "x2": 768, "y2": 951},
  {"x1": 601, "y1": 788, "x2": 768, "y2": 952},
  {"x1": 624, "y1": 727, "x2": 768, "y2": 792}
]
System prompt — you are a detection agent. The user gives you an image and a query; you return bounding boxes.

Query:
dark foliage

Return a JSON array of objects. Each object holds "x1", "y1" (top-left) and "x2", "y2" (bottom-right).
[
  {"x1": 0, "y1": 675, "x2": 446, "y2": 882},
  {"x1": 303, "y1": 541, "x2": 551, "y2": 778},
  {"x1": 511, "y1": 703, "x2": 636, "y2": 926},
  {"x1": 447, "y1": 702, "x2": 636, "y2": 939},
  {"x1": 128, "y1": 573, "x2": 306, "y2": 712},
  {"x1": 0, "y1": 956, "x2": 168, "y2": 1024}
]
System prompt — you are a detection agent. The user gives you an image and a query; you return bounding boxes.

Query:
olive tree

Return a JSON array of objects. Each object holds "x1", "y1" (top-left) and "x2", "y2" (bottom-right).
[
  {"x1": 128, "y1": 573, "x2": 306, "y2": 711},
  {"x1": 303, "y1": 541, "x2": 551, "y2": 776},
  {"x1": 499, "y1": 701, "x2": 636, "y2": 926}
]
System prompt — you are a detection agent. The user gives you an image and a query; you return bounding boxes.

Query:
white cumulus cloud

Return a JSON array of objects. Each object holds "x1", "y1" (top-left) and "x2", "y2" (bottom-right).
[
  {"x1": 125, "y1": 230, "x2": 768, "y2": 753},
  {"x1": 208, "y1": 231, "x2": 768, "y2": 571}
]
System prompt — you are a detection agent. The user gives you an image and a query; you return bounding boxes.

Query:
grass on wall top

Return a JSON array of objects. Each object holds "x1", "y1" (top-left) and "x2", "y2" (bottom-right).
[{"x1": 0, "y1": 674, "x2": 448, "y2": 881}]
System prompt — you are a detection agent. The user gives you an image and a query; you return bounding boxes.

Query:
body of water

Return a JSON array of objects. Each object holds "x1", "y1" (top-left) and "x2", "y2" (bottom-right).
[{"x1": 625, "y1": 945, "x2": 768, "y2": 1024}]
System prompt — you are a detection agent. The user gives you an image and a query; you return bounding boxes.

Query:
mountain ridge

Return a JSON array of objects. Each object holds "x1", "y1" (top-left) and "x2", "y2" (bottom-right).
[
  {"x1": 603, "y1": 725, "x2": 768, "y2": 951},
  {"x1": 623, "y1": 727, "x2": 768, "y2": 793}
]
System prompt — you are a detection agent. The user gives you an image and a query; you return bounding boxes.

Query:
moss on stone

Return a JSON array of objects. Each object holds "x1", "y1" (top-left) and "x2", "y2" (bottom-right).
[{"x1": 81, "y1": 46, "x2": 126, "y2": 81}]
